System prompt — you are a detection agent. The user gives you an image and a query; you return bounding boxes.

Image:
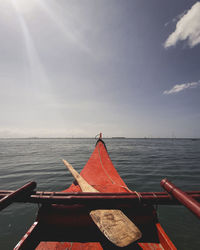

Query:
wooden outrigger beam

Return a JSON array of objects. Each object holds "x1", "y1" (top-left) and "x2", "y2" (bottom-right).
[
  {"x1": 161, "y1": 179, "x2": 200, "y2": 219},
  {"x1": 0, "y1": 182, "x2": 36, "y2": 211},
  {"x1": 0, "y1": 189, "x2": 200, "y2": 208}
]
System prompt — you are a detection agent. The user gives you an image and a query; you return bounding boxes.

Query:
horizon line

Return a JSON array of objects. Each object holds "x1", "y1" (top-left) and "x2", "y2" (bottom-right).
[{"x1": 0, "y1": 137, "x2": 199, "y2": 140}]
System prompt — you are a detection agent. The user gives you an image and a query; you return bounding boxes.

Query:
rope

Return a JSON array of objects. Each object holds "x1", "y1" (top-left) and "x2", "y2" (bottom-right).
[
  {"x1": 152, "y1": 192, "x2": 158, "y2": 210},
  {"x1": 37, "y1": 191, "x2": 44, "y2": 208},
  {"x1": 95, "y1": 133, "x2": 101, "y2": 140},
  {"x1": 134, "y1": 191, "x2": 142, "y2": 204},
  {"x1": 69, "y1": 242, "x2": 73, "y2": 250},
  {"x1": 97, "y1": 143, "x2": 115, "y2": 184}
]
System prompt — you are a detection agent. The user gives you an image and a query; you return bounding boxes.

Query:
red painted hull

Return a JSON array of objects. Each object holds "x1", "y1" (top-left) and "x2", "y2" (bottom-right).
[{"x1": 19, "y1": 139, "x2": 176, "y2": 249}]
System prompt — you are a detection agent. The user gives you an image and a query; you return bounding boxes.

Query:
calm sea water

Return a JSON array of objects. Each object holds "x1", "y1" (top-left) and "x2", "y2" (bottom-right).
[{"x1": 0, "y1": 138, "x2": 200, "y2": 249}]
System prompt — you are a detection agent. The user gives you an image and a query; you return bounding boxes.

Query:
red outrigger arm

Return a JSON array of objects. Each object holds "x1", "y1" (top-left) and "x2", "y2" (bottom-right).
[
  {"x1": 161, "y1": 179, "x2": 200, "y2": 219},
  {"x1": 15, "y1": 138, "x2": 177, "y2": 250}
]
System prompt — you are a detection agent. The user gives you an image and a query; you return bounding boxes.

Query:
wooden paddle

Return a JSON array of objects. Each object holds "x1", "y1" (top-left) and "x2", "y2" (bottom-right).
[{"x1": 63, "y1": 159, "x2": 142, "y2": 247}]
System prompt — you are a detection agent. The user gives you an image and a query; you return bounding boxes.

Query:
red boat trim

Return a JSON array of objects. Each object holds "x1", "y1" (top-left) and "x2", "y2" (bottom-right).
[
  {"x1": 156, "y1": 223, "x2": 177, "y2": 250},
  {"x1": 14, "y1": 222, "x2": 39, "y2": 250}
]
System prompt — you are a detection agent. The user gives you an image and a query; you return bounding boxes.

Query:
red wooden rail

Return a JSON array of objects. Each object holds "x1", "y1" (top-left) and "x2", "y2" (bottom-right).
[
  {"x1": 0, "y1": 190, "x2": 200, "y2": 207},
  {"x1": 161, "y1": 178, "x2": 200, "y2": 219}
]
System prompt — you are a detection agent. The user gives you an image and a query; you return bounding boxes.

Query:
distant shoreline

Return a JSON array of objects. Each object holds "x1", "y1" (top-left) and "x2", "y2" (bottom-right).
[{"x1": 0, "y1": 137, "x2": 199, "y2": 140}]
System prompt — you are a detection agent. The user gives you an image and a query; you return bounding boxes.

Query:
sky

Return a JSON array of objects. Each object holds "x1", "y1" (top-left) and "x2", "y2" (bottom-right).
[{"x1": 0, "y1": 0, "x2": 200, "y2": 138}]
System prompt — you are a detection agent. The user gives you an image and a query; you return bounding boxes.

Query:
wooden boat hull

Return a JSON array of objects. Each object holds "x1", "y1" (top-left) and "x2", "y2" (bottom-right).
[{"x1": 16, "y1": 139, "x2": 176, "y2": 249}]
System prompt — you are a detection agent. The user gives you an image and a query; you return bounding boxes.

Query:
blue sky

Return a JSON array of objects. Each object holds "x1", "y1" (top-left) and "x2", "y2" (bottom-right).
[{"x1": 0, "y1": 0, "x2": 200, "y2": 138}]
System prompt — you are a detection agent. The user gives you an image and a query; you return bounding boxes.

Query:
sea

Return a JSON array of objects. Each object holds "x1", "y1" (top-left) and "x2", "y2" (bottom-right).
[{"x1": 0, "y1": 138, "x2": 200, "y2": 249}]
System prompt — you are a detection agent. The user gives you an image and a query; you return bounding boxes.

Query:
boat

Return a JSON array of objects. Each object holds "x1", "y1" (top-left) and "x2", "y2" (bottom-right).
[
  {"x1": 1, "y1": 135, "x2": 200, "y2": 249},
  {"x1": 12, "y1": 135, "x2": 177, "y2": 249}
]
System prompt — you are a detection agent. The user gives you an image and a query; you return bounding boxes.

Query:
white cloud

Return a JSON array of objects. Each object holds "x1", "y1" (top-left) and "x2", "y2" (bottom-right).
[
  {"x1": 164, "y1": 2, "x2": 200, "y2": 48},
  {"x1": 163, "y1": 81, "x2": 200, "y2": 94}
]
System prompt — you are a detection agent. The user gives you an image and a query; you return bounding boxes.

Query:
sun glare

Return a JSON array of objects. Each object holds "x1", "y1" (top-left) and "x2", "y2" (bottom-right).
[
  {"x1": 11, "y1": 0, "x2": 37, "y2": 14},
  {"x1": 11, "y1": 0, "x2": 54, "y2": 100}
]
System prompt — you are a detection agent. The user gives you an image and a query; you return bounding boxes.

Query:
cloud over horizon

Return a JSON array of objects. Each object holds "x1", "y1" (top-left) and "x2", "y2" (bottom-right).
[
  {"x1": 164, "y1": 2, "x2": 200, "y2": 48},
  {"x1": 163, "y1": 81, "x2": 200, "y2": 94}
]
